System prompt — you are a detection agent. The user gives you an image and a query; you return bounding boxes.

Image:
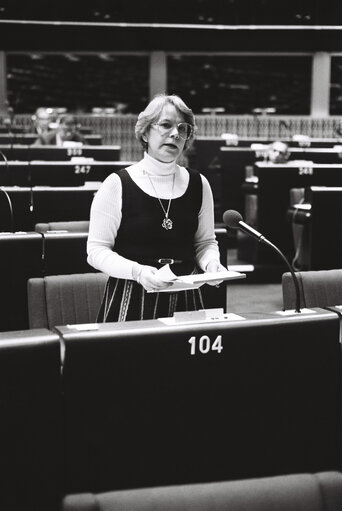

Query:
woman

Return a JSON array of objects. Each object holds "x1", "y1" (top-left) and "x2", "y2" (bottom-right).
[{"x1": 87, "y1": 93, "x2": 226, "y2": 322}]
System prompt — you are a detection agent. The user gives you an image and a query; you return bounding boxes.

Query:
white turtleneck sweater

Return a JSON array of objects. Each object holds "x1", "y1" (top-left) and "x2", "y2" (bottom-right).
[{"x1": 87, "y1": 152, "x2": 220, "y2": 280}]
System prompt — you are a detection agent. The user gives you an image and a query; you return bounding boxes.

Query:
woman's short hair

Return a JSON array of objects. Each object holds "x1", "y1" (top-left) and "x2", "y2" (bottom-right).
[{"x1": 135, "y1": 93, "x2": 197, "y2": 150}]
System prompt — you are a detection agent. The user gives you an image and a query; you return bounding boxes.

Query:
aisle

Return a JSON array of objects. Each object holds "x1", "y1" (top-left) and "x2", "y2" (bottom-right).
[{"x1": 226, "y1": 281, "x2": 283, "y2": 314}]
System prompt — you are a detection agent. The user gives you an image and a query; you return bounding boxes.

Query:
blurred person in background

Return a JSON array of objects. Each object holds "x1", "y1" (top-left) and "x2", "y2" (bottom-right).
[
  {"x1": 31, "y1": 107, "x2": 56, "y2": 136},
  {"x1": 33, "y1": 114, "x2": 86, "y2": 146},
  {"x1": 267, "y1": 140, "x2": 289, "y2": 164}
]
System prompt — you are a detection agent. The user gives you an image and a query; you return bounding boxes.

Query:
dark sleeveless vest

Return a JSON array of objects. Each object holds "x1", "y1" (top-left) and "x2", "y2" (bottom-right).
[
  {"x1": 96, "y1": 167, "x2": 205, "y2": 322},
  {"x1": 114, "y1": 168, "x2": 202, "y2": 272}
]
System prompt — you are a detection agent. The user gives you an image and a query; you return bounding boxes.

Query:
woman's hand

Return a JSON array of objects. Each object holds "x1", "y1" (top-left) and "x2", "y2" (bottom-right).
[
  {"x1": 137, "y1": 265, "x2": 174, "y2": 293},
  {"x1": 205, "y1": 260, "x2": 227, "y2": 286}
]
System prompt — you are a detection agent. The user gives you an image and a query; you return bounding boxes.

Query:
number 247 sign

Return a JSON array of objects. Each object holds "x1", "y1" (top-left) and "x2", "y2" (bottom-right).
[{"x1": 188, "y1": 335, "x2": 223, "y2": 355}]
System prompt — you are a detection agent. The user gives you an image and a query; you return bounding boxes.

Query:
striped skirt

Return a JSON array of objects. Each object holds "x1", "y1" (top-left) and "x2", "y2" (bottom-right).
[{"x1": 97, "y1": 277, "x2": 205, "y2": 322}]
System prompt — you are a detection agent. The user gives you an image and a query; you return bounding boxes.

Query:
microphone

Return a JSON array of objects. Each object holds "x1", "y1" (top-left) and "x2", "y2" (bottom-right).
[
  {"x1": 223, "y1": 209, "x2": 301, "y2": 313},
  {"x1": 223, "y1": 209, "x2": 266, "y2": 242}
]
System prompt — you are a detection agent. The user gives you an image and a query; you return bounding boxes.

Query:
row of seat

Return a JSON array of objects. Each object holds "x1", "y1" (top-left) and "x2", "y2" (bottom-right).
[
  {"x1": 1, "y1": 307, "x2": 341, "y2": 510},
  {"x1": 0, "y1": 230, "x2": 92, "y2": 331},
  {"x1": 0, "y1": 226, "x2": 229, "y2": 331},
  {"x1": 0, "y1": 160, "x2": 134, "y2": 186},
  {"x1": 0, "y1": 144, "x2": 121, "y2": 161},
  {"x1": 189, "y1": 138, "x2": 342, "y2": 220},
  {"x1": 0, "y1": 185, "x2": 99, "y2": 231},
  {"x1": 0, "y1": 133, "x2": 103, "y2": 145},
  {"x1": 238, "y1": 162, "x2": 342, "y2": 270}
]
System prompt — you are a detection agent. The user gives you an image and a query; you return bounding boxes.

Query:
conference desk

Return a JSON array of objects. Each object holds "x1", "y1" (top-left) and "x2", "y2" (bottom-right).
[
  {"x1": 0, "y1": 227, "x2": 229, "y2": 332},
  {"x1": 0, "y1": 328, "x2": 62, "y2": 511},
  {"x1": 1, "y1": 308, "x2": 341, "y2": 510},
  {"x1": 0, "y1": 160, "x2": 135, "y2": 186},
  {"x1": 0, "y1": 133, "x2": 103, "y2": 145},
  {"x1": 218, "y1": 146, "x2": 342, "y2": 220},
  {"x1": 189, "y1": 137, "x2": 342, "y2": 175},
  {"x1": 0, "y1": 144, "x2": 121, "y2": 161},
  {"x1": 0, "y1": 231, "x2": 92, "y2": 331},
  {"x1": 0, "y1": 184, "x2": 99, "y2": 232},
  {"x1": 288, "y1": 186, "x2": 342, "y2": 270},
  {"x1": 238, "y1": 162, "x2": 342, "y2": 268},
  {"x1": 190, "y1": 143, "x2": 342, "y2": 222},
  {"x1": 57, "y1": 308, "x2": 341, "y2": 493}
]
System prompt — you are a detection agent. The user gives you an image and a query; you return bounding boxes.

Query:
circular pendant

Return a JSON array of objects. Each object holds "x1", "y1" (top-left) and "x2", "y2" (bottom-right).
[{"x1": 162, "y1": 217, "x2": 173, "y2": 230}]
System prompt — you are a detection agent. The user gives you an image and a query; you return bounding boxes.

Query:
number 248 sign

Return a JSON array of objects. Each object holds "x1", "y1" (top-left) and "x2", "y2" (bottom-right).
[{"x1": 188, "y1": 335, "x2": 223, "y2": 355}]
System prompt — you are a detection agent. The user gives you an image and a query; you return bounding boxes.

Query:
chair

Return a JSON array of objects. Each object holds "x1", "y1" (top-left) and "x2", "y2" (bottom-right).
[
  {"x1": 27, "y1": 272, "x2": 107, "y2": 329},
  {"x1": 282, "y1": 269, "x2": 342, "y2": 310},
  {"x1": 62, "y1": 471, "x2": 342, "y2": 511},
  {"x1": 35, "y1": 220, "x2": 90, "y2": 232}
]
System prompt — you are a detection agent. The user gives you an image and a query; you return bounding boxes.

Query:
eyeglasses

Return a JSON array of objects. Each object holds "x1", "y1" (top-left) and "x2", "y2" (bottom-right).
[{"x1": 152, "y1": 121, "x2": 193, "y2": 140}]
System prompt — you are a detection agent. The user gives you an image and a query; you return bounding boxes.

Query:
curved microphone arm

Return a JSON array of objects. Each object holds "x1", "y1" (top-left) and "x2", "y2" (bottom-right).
[
  {"x1": 261, "y1": 238, "x2": 301, "y2": 313},
  {"x1": 223, "y1": 209, "x2": 301, "y2": 313}
]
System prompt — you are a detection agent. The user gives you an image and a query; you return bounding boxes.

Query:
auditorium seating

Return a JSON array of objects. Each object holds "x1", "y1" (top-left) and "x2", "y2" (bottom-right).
[
  {"x1": 0, "y1": 133, "x2": 102, "y2": 145},
  {"x1": 0, "y1": 144, "x2": 121, "y2": 161},
  {"x1": 1, "y1": 308, "x2": 341, "y2": 510},
  {"x1": 0, "y1": 231, "x2": 92, "y2": 331},
  {"x1": 0, "y1": 160, "x2": 135, "y2": 186},
  {"x1": 238, "y1": 162, "x2": 342, "y2": 269},
  {"x1": 282, "y1": 269, "x2": 342, "y2": 310},
  {"x1": 0, "y1": 184, "x2": 99, "y2": 231},
  {"x1": 288, "y1": 186, "x2": 342, "y2": 271},
  {"x1": 27, "y1": 273, "x2": 107, "y2": 329},
  {"x1": 61, "y1": 471, "x2": 342, "y2": 511}
]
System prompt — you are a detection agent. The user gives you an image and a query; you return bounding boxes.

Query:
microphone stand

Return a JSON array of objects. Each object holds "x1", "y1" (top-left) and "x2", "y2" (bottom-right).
[{"x1": 260, "y1": 237, "x2": 301, "y2": 313}]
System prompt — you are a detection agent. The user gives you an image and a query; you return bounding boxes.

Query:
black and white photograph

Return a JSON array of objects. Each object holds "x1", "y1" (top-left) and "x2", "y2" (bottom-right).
[{"x1": 1, "y1": 2, "x2": 342, "y2": 510}]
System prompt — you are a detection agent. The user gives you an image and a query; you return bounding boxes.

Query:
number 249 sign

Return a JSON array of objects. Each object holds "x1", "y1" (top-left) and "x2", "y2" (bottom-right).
[{"x1": 188, "y1": 335, "x2": 223, "y2": 355}]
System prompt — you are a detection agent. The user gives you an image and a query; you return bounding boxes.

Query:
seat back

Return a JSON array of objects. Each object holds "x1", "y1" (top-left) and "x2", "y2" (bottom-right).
[
  {"x1": 282, "y1": 269, "x2": 342, "y2": 310},
  {"x1": 27, "y1": 272, "x2": 107, "y2": 329},
  {"x1": 62, "y1": 471, "x2": 342, "y2": 511}
]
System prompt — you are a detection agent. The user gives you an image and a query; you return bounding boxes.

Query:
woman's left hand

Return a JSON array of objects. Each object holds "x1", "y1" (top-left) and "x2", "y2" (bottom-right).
[{"x1": 205, "y1": 260, "x2": 227, "y2": 286}]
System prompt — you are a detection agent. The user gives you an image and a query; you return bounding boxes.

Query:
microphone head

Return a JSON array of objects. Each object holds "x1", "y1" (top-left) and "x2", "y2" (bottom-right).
[{"x1": 223, "y1": 209, "x2": 243, "y2": 229}]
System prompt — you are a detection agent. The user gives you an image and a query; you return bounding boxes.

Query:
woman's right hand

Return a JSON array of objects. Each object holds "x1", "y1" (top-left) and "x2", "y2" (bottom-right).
[{"x1": 138, "y1": 265, "x2": 173, "y2": 293}]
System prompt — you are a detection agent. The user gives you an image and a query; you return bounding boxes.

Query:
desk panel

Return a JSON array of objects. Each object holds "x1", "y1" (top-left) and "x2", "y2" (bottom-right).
[
  {"x1": 0, "y1": 144, "x2": 121, "y2": 161},
  {"x1": 59, "y1": 309, "x2": 341, "y2": 493},
  {"x1": 0, "y1": 232, "x2": 43, "y2": 331},
  {"x1": 0, "y1": 161, "x2": 134, "y2": 186},
  {"x1": 304, "y1": 186, "x2": 342, "y2": 270},
  {"x1": 0, "y1": 185, "x2": 99, "y2": 232},
  {"x1": 0, "y1": 328, "x2": 62, "y2": 511}
]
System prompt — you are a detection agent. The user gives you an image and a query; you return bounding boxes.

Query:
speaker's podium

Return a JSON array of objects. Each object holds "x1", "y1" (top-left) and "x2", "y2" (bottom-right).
[{"x1": 57, "y1": 306, "x2": 341, "y2": 494}]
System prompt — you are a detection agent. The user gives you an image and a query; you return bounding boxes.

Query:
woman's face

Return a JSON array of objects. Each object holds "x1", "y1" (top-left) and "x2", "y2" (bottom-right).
[{"x1": 145, "y1": 103, "x2": 187, "y2": 163}]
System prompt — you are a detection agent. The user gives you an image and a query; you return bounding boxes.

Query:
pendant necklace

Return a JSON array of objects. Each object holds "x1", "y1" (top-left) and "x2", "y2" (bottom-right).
[{"x1": 145, "y1": 170, "x2": 176, "y2": 230}]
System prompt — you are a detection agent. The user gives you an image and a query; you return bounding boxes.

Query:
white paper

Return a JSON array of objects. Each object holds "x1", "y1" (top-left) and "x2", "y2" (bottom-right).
[{"x1": 147, "y1": 265, "x2": 246, "y2": 293}]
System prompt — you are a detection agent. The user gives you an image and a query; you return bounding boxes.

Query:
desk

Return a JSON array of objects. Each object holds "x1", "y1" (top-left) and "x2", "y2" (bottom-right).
[
  {"x1": 58, "y1": 308, "x2": 341, "y2": 493},
  {"x1": 239, "y1": 162, "x2": 342, "y2": 266},
  {"x1": 0, "y1": 160, "x2": 135, "y2": 186},
  {"x1": 0, "y1": 184, "x2": 100, "y2": 232},
  {"x1": 0, "y1": 144, "x2": 121, "y2": 161},
  {"x1": 297, "y1": 186, "x2": 342, "y2": 270},
  {"x1": 0, "y1": 231, "x2": 93, "y2": 331},
  {"x1": 0, "y1": 328, "x2": 62, "y2": 511}
]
